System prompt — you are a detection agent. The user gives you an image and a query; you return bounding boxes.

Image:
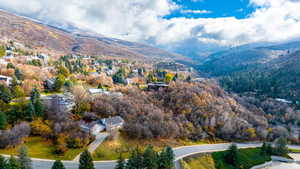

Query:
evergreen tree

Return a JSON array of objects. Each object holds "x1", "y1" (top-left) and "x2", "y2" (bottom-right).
[
  {"x1": 158, "y1": 146, "x2": 174, "y2": 169},
  {"x1": 126, "y1": 148, "x2": 143, "y2": 169},
  {"x1": 34, "y1": 99, "x2": 44, "y2": 118},
  {"x1": 51, "y1": 160, "x2": 65, "y2": 169},
  {"x1": 143, "y1": 145, "x2": 158, "y2": 169},
  {"x1": 79, "y1": 150, "x2": 95, "y2": 169},
  {"x1": 0, "y1": 111, "x2": 7, "y2": 129},
  {"x1": 18, "y1": 146, "x2": 32, "y2": 169},
  {"x1": 261, "y1": 142, "x2": 267, "y2": 155},
  {"x1": 54, "y1": 75, "x2": 65, "y2": 92},
  {"x1": 0, "y1": 84, "x2": 12, "y2": 103},
  {"x1": 15, "y1": 68, "x2": 24, "y2": 80},
  {"x1": 8, "y1": 156, "x2": 21, "y2": 169},
  {"x1": 274, "y1": 137, "x2": 288, "y2": 156},
  {"x1": 0, "y1": 155, "x2": 8, "y2": 169},
  {"x1": 266, "y1": 143, "x2": 273, "y2": 155},
  {"x1": 30, "y1": 88, "x2": 40, "y2": 104},
  {"x1": 225, "y1": 144, "x2": 239, "y2": 166},
  {"x1": 25, "y1": 102, "x2": 35, "y2": 121},
  {"x1": 115, "y1": 154, "x2": 125, "y2": 169}
]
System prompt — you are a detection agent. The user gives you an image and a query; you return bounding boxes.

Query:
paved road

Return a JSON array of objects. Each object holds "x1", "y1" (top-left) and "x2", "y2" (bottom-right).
[
  {"x1": 5, "y1": 143, "x2": 300, "y2": 169},
  {"x1": 73, "y1": 132, "x2": 109, "y2": 162}
]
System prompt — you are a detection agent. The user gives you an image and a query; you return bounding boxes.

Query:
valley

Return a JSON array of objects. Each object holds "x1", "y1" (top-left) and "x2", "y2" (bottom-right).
[{"x1": 0, "y1": 4, "x2": 300, "y2": 169}]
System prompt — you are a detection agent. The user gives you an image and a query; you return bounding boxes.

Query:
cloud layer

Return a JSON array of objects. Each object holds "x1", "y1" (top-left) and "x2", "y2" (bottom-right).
[{"x1": 0, "y1": 0, "x2": 300, "y2": 55}]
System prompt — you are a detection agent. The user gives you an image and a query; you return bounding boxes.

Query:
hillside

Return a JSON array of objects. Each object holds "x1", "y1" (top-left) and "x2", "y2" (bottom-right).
[
  {"x1": 0, "y1": 10, "x2": 184, "y2": 61},
  {"x1": 198, "y1": 41, "x2": 300, "y2": 102}
]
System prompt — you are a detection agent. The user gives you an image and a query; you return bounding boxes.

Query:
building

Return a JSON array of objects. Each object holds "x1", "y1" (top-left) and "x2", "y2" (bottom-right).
[
  {"x1": 41, "y1": 93, "x2": 75, "y2": 113},
  {"x1": 80, "y1": 121, "x2": 105, "y2": 136},
  {"x1": 102, "y1": 116, "x2": 124, "y2": 131},
  {"x1": 147, "y1": 82, "x2": 168, "y2": 91},
  {"x1": 0, "y1": 75, "x2": 12, "y2": 86},
  {"x1": 44, "y1": 78, "x2": 56, "y2": 90},
  {"x1": 88, "y1": 88, "x2": 123, "y2": 97}
]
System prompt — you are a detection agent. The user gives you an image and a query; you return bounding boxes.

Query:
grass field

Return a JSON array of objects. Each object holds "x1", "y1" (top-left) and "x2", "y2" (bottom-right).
[
  {"x1": 181, "y1": 148, "x2": 271, "y2": 169},
  {"x1": 181, "y1": 154, "x2": 216, "y2": 169},
  {"x1": 93, "y1": 132, "x2": 224, "y2": 160},
  {"x1": 0, "y1": 137, "x2": 84, "y2": 160},
  {"x1": 212, "y1": 148, "x2": 271, "y2": 169}
]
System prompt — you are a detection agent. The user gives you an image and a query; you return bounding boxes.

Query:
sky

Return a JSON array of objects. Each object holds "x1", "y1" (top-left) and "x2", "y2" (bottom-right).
[{"x1": 0, "y1": 0, "x2": 300, "y2": 57}]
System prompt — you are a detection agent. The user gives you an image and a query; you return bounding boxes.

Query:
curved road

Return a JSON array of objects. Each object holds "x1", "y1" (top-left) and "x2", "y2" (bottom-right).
[{"x1": 4, "y1": 143, "x2": 300, "y2": 169}]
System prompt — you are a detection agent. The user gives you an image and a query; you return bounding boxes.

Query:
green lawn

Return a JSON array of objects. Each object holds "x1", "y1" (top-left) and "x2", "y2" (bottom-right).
[
  {"x1": 212, "y1": 148, "x2": 271, "y2": 169},
  {"x1": 289, "y1": 149, "x2": 300, "y2": 153},
  {"x1": 0, "y1": 137, "x2": 84, "y2": 160},
  {"x1": 181, "y1": 154, "x2": 216, "y2": 169},
  {"x1": 93, "y1": 132, "x2": 224, "y2": 160}
]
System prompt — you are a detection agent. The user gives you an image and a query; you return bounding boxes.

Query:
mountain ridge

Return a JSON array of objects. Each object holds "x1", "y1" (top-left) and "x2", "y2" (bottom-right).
[{"x1": 0, "y1": 10, "x2": 186, "y2": 61}]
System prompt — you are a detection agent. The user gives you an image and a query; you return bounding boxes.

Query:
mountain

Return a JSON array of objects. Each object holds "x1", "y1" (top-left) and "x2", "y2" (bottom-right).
[
  {"x1": 0, "y1": 10, "x2": 185, "y2": 61},
  {"x1": 199, "y1": 40, "x2": 300, "y2": 76},
  {"x1": 198, "y1": 41, "x2": 300, "y2": 102}
]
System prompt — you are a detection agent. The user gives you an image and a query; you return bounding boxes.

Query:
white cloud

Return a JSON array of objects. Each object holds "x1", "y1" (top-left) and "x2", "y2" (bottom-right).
[
  {"x1": 0, "y1": 0, "x2": 300, "y2": 55},
  {"x1": 180, "y1": 9, "x2": 212, "y2": 14}
]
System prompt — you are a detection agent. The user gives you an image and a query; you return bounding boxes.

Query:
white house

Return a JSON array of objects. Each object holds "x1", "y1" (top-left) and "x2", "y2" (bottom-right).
[{"x1": 0, "y1": 75, "x2": 12, "y2": 86}]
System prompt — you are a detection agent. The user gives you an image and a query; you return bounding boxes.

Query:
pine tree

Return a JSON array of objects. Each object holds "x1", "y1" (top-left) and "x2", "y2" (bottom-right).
[
  {"x1": 79, "y1": 150, "x2": 95, "y2": 169},
  {"x1": 0, "y1": 84, "x2": 12, "y2": 103},
  {"x1": 126, "y1": 148, "x2": 143, "y2": 169},
  {"x1": 18, "y1": 146, "x2": 32, "y2": 169},
  {"x1": 30, "y1": 88, "x2": 40, "y2": 104},
  {"x1": 8, "y1": 156, "x2": 21, "y2": 169},
  {"x1": 52, "y1": 160, "x2": 66, "y2": 169},
  {"x1": 225, "y1": 144, "x2": 239, "y2": 166},
  {"x1": 34, "y1": 99, "x2": 44, "y2": 118},
  {"x1": 115, "y1": 154, "x2": 125, "y2": 169},
  {"x1": 0, "y1": 155, "x2": 8, "y2": 169},
  {"x1": 25, "y1": 102, "x2": 35, "y2": 121},
  {"x1": 261, "y1": 142, "x2": 267, "y2": 155},
  {"x1": 274, "y1": 137, "x2": 288, "y2": 156},
  {"x1": 158, "y1": 146, "x2": 174, "y2": 169},
  {"x1": 15, "y1": 68, "x2": 24, "y2": 80},
  {"x1": 143, "y1": 145, "x2": 158, "y2": 169},
  {"x1": 266, "y1": 143, "x2": 273, "y2": 155},
  {"x1": 0, "y1": 111, "x2": 7, "y2": 129}
]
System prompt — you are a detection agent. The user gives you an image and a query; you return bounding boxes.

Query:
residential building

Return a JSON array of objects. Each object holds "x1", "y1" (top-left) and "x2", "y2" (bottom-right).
[
  {"x1": 147, "y1": 82, "x2": 168, "y2": 91},
  {"x1": 0, "y1": 75, "x2": 12, "y2": 86},
  {"x1": 102, "y1": 116, "x2": 124, "y2": 131},
  {"x1": 80, "y1": 121, "x2": 105, "y2": 136}
]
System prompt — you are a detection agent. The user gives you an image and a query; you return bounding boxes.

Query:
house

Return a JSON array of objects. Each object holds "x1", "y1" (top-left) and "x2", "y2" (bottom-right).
[
  {"x1": 88, "y1": 88, "x2": 123, "y2": 97},
  {"x1": 0, "y1": 75, "x2": 12, "y2": 86},
  {"x1": 0, "y1": 59, "x2": 8, "y2": 65},
  {"x1": 80, "y1": 121, "x2": 105, "y2": 136},
  {"x1": 147, "y1": 82, "x2": 168, "y2": 91},
  {"x1": 102, "y1": 116, "x2": 124, "y2": 131},
  {"x1": 275, "y1": 98, "x2": 292, "y2": 104},
  {"x1": 44, "y1": 78, "x2": 56, "y2": 90},
  {"x1": 41, "y1": 93, "x2": 75, "y2": 113}
]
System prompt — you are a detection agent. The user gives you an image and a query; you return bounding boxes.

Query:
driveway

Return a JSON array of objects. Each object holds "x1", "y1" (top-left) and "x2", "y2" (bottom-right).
[{"x1": 73, "y1": 132, "x2": 109, "y2": 162}]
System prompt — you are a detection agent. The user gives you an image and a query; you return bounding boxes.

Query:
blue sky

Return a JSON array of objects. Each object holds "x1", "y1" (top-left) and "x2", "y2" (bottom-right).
[{"x1": 167, "y1": 0, "x2": 255, "y2": 19}]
